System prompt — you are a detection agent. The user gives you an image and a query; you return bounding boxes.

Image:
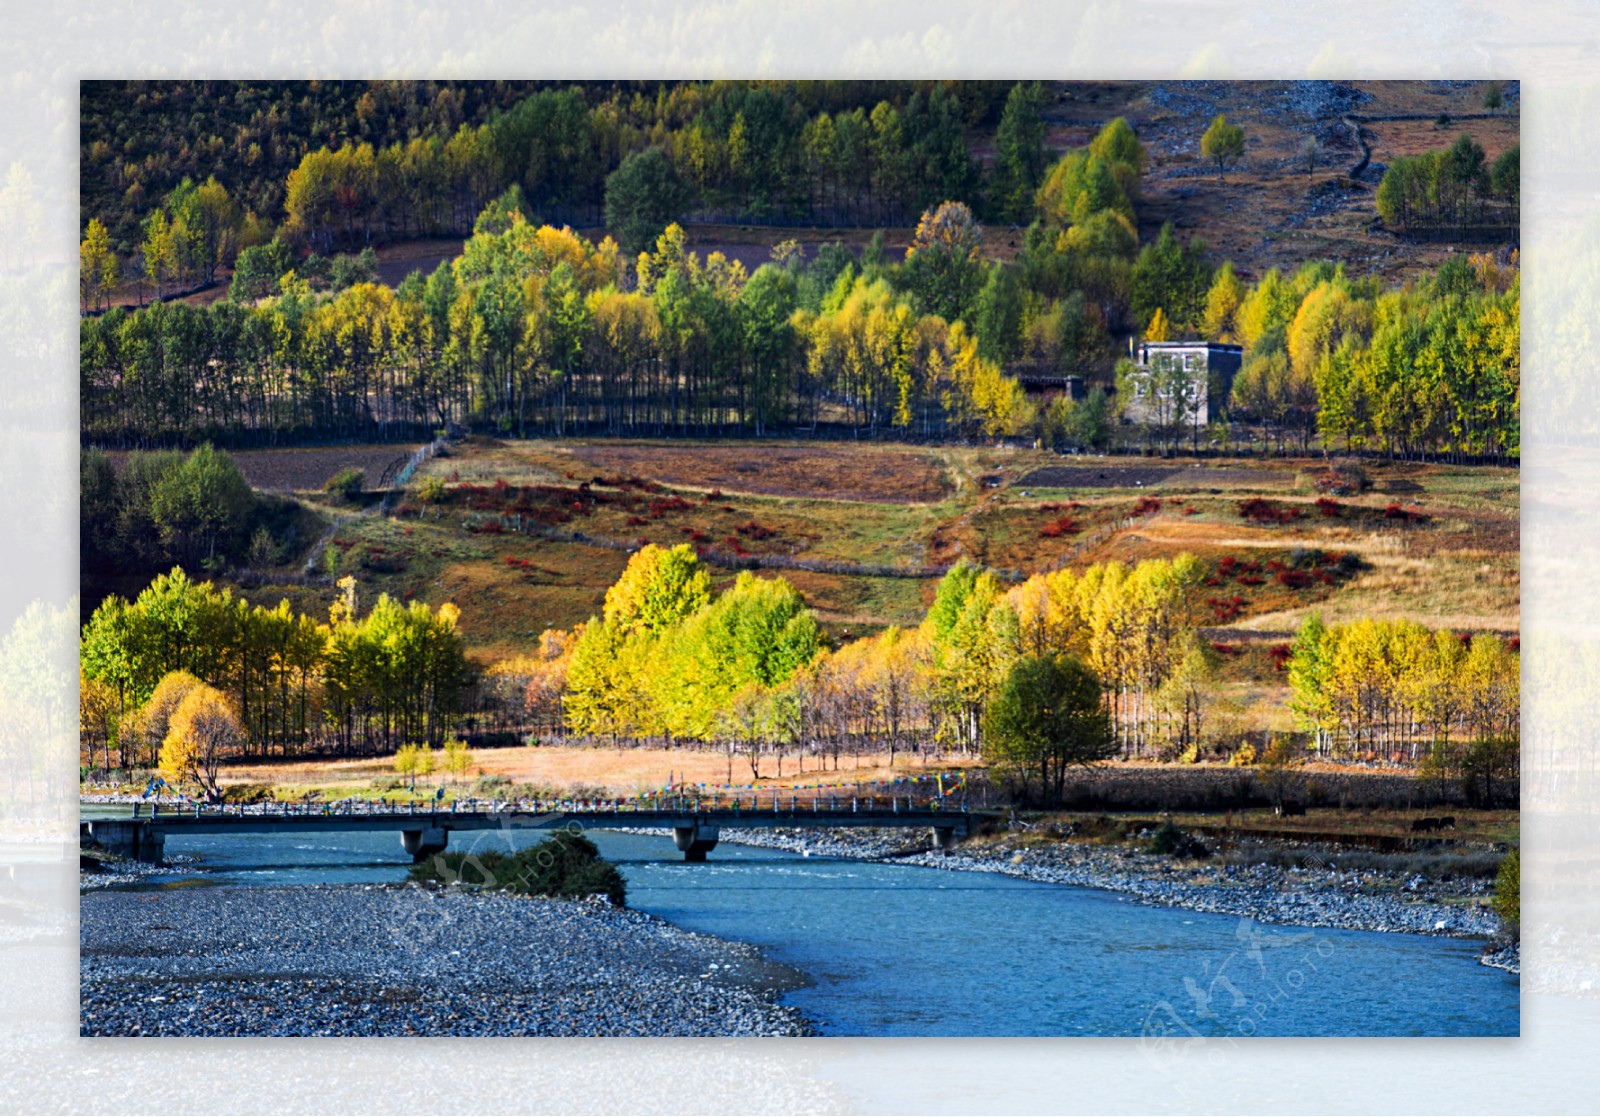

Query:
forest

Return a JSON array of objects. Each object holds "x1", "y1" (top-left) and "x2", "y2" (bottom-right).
[
  {"x1": 80, "y1": 182, "x2": 1520, "y2": 460},
  {"x1": 80, "y1": 80, "x2": 1520, "y2": 461},
  {"x1": 81, "y1": 79, "x2": 1013, "y2": 255}
]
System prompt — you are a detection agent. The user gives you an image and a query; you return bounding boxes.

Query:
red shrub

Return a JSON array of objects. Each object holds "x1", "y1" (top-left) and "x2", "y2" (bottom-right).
[
  {"x1": 1275, "y1": 569, "x2": 1313, "y2": 590},
  {"x1": 1038, "y1": 517, "x2": 1080, "y2": 539},
  {"x1": 1238, "y1": 574, "x2": 1265, "y2": 586},
  {"x1": 1315, "y1": 497, "x2": 1342, "y2": 518},
  {"x1": 650, "y1": 495, "x2": 694, "y2": 518},
  {"x1": 1239, "y1": 498, "x2": 1302, "y2": 524},
  {"x1": 1132, "y1": 496, "x2": 1163, "y2": 516},
  {"x1": 1207, "y1": 595, "x2": 1247, "y2": 623},
  {"x1": 1268, "y1": 644, "x2": 1292, "y2": 671},
  {"x1": 737, "y1": 521, "x2": 777, "y2": 540},
  {"x1": 626, "y1": 515, "x2": 649, "y2": 527}
]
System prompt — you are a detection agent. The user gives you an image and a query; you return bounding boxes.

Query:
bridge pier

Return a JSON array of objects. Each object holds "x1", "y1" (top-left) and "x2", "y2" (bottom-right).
[
  {"x1": 86, "y1": 820, "x2": 166, "y2": 863},
  {"x1": 672, "y1": 824, "x2": 720, "y2": 862},
  {"x1": 400, "y1": 827, "x2": 449, "y2": 862},
  {"x1": 931, "y1": 826, "x2": 958, "y2": 856}
]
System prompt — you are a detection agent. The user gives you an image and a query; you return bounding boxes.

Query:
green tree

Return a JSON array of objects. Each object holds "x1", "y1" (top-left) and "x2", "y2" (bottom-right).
[
  {"x1": 1492, "y1": 849, "x2": 1519, "y2": 936},
  {"x1": 983, "y1": 654, "x2": 1114, "y2": 804},
  {"x1": 1200, "y1": 114, "x2": 1246, "y2": 179},
  {"x1": 1131, "y1": 224, "x2": 1212, "y2": 331},
  {"x1": 229, "y1": 236, "x2": 295, "y2": 303},
  {"x1": 1302, "y1": 136, "x2": 1321, "y2": 179},
  {"x1": 989, "y1": 82, "x2": 1047, "y2": 224},
  {"x1": 902, "y1": 200, "x2": 986, "y2": 324},
  {"x1": 148, "y1": 444, "x2": 255, "y2": 569},
  {"x1": 1491, "y1": 145, "x2": 1519, "y2": 208},
  {"x1": 604, "y1": 146, "x2": 690, "y2": 256},
  {"x1": 1482, "y1": 82, "x2": 1504, "y2": 113}
]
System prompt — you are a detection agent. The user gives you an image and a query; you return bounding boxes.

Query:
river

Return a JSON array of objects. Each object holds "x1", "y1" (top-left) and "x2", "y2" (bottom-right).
[{"x1": 84, "y1": 816, "x2": 1518, "y2": 1037}]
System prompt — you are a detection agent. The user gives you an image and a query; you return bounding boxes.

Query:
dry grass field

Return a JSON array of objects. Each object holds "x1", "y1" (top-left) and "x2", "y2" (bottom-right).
[
  {"x1": 228, "y1": 437, "x2": 1517, "y2": 682},
  {"x1": 218, "y1": 742, "x2": 962, "y2": 800}
]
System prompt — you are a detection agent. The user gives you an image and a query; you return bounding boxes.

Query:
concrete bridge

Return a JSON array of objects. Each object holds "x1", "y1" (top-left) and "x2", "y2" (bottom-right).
[{"x1": 82, "y1": 798, "x2": 974, "y2": 864}]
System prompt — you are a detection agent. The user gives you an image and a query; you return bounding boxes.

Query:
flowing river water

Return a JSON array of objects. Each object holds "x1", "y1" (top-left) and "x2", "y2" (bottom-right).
[{"x1": 82, "y1": 814, "x2": 1518, "y2": 1037}]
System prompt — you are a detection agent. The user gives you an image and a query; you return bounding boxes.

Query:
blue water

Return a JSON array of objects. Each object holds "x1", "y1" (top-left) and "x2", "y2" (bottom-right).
[{"x1": 92, "y1": 816, "x2": 1518, "y2": 1037}]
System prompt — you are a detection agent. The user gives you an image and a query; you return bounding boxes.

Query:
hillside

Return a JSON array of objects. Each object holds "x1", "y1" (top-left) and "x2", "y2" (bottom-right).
[{"x1": 227, "y1": 436, "x2": 1519, "y2": 671}]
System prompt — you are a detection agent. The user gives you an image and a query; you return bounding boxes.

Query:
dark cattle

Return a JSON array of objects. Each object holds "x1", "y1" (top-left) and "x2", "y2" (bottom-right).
[
  {"x1": 1276, "y1": 801, "x2": 1307, "y2": 817},
  {"x1": 1438, "y1": 816, "x2": 1456, "y2": 830},
  {"x1": 1411, "y1": 817, "x2": 1441, "y2": 833}
]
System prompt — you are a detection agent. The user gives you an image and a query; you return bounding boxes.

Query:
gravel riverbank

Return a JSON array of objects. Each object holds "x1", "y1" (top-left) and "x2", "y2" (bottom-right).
[
  {"x1": 80, "y1": 884, "x2": 812, "y2": 1037},
  {"x1": 715, "y1": 826, "x2": 1509, "y2": 943}
]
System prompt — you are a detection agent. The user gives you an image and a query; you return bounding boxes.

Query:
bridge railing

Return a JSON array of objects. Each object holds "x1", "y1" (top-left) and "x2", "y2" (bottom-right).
[{"x1": 133, "y1": 790, "x2": 968, "y2": 822}]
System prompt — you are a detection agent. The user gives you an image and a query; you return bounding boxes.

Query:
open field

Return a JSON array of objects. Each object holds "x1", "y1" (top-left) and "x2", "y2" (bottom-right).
[
  {"x1": 212, "y1": 747, "x2": 1519, "y2": 847},
  {"x1": 217, "y1": 742, "x2": 958, "y2": 799},
  {"x1": 224, "y1": 437, "x2": 1517, "y2": 662},
  {"x1": 105, "y1": 443, "x2": 417, "y2": 493}
]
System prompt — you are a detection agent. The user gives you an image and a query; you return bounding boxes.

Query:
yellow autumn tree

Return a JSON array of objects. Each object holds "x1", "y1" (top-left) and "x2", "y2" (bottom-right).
[
  {"x1": 1144, "y1": 307, "x2": 1172, "y2": 342},
  {"x1": 125, "y1": 670, "x2": 204, "y2": 770},
  {"x1": 1201, "y1": 262, "x2": 1244, "y2": 342},
  {"x1": 160, "y1": 684, "x2": 244, "y2": 793}
]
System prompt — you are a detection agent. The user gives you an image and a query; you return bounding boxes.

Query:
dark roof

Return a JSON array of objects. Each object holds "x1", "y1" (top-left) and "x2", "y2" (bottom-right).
[{"x1": 1141, "y1": 340, "x2": 1243, "y2": 353}]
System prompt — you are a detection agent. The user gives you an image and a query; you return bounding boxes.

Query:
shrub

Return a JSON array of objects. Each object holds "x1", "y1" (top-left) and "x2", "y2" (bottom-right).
[
  {"x1": 417, "y1": 476, "x2": 447, "y2": 504},
  {"x1": 1239, "y1": 498, "x2": 1302, "y2": 524},
  {"x1": 410, "y1": 830, "x2": 627, "y2": 906},
  {"x1": 1314, "y1": 497, "x2": 1342, "y2": 517},
  {"x1": 472, "y1": 774, "x2": 513, "y2": 798},
  {"x1": 324, "y1": 467, "x2": 365, "y2": 500},
  {"x1": 1148, "y1": 820, "x2": 1209, "y2": 859},
  {"x1": 1227, "y1": 742, "x2": 1257, "y2": 767},
  {"x1": 1492, "y1": 849, "x2": 1519, "y2": 936}
]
